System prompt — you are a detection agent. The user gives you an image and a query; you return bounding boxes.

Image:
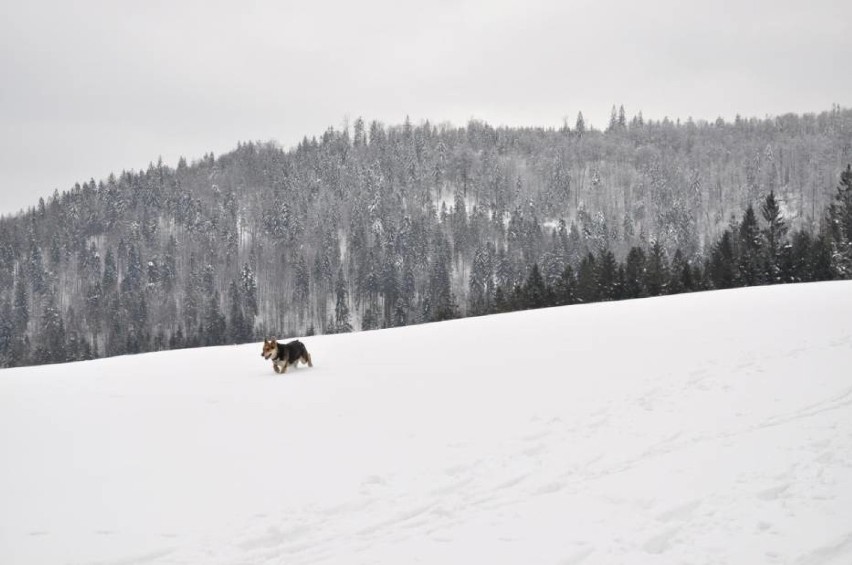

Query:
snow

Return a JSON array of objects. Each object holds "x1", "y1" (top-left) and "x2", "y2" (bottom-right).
[{"x1": 2, "y1": 282, "x2": 852, "y2": 565}]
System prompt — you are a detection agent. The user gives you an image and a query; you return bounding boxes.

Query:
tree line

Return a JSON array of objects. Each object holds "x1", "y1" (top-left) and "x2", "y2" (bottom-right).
[{"x1": 487, "y1": 179, "x2": 851, "y2": 315}]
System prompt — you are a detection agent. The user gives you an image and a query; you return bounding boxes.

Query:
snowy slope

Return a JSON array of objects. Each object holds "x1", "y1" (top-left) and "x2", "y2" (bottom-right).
[{"x1": 2, "y1": 282, "x2": 852, "y2": 565}]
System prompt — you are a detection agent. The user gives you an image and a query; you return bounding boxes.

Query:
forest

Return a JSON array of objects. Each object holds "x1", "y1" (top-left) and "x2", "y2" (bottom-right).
[{"x1": 1, "y1": 106, "x2": 851, "y2": 367}]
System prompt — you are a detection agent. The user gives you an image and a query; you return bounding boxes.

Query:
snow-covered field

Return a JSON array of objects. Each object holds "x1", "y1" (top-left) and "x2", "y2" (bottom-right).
[{"x1": 2, "y1": 282, "x2": 852, "y2": 565}]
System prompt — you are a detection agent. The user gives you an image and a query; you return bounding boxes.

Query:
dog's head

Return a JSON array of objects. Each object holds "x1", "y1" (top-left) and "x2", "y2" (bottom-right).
[{"x1": 261, "y1": 338, "x2": 278, "y2": 360}]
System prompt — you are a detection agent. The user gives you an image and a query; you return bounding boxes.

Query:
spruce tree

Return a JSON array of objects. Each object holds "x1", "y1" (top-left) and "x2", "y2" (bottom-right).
[
  {"x1": 645, "y1": 242, "x2": 670, "y2": 296},
  {"x1": 761, "y1": 191, "x2": 787, "y2": 283},
  {"x1": 575, "y1": 112, "x2": 586, "y2": 137},
  {"x1": 576, "y1": 254, "x2": 599, "y2": 303},
  {"x1": 553, "y1": 264, "x2": 576, "y2": 306},
  {"x1": 668, "y1": 250, "x2": 687, "y2": 294},
  {"x1": 597, "y1": 250, "x2": 619, "y2": 301},
  {"x1": 709, "y1": 231, "x2": 737, "y2": 289},
  {"x1": 624, "y1": 247, "x2": 646, "y2": 298},
  {"x1": 827, "y1": 164, "x2": 852, "y2": 276},
  {"x1": 0, "y1": 298, "x2": 13, "y2": 365},
  {"x1": 738, "y1": 205, "x2": 762, "y2": 285},
  {"x1": 522, "y1": 264, "x2": 549, "y2": 309},
  {"x1": 38, "y1": 292, "x2": 67, "y2": 363},
  {"x1": 334, "y1": 267, "x2": 352, "y2": 333}
]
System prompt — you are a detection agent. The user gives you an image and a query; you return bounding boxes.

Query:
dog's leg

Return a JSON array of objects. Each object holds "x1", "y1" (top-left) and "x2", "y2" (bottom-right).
[
  {"x1": 273, "y1": 361, "x2": 282, "y2": 374},
  {"x1": 304, "y1": 352, "x2": 313, "y2": 367},
  {"x1": 280, "y1": 360, "x2": 289, "y2": 373}
]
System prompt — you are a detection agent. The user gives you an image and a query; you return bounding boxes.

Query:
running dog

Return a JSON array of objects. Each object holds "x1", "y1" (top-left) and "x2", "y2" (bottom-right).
[{"x1": 261, "y1": 338, "x2": 313, "y2": 374}]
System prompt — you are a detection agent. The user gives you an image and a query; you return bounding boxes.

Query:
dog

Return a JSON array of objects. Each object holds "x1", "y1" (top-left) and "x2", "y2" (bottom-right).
[{"x1": 261, "y1": 338, "x2": 313, "y2": 374}]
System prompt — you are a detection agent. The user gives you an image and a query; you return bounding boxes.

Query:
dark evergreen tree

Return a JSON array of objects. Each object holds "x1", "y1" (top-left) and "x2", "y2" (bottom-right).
[
  {"x1": 37, "y1": 292, "x2": 67, "y2": 363},
  {"x1": 709, "y1": 231, "x2": 737, "y2": 289},
  {"x1": 624, "y1": 247, "x2": 646, "y2": 299},
  {"x1": 597, "y1": 249, "x2": 619, "y2": 301},
  {"x1": 28, "y1": 246, "x2": 48, "y2": 295},
  {"x1": 522, "y1": 263, "x2": 549, "y2": 309},
  {"x1": 761, "y1": 191, "x2": 787, "y2": 283},
  {"x1": 13, "y1": 280, "x2": 29, "y2": 335},
  {"x1": 204, "y1": 292, "x2": 227, "y2": 346},
  {"x1": 810, "y1": 234, "x2": 835, "y2": 281},
  {"x1": 469, "y1": 245, "x2": 494, "y2": 315},
  {"x1": 738, "y1": 205, "x2": 762, "y2": 285},
  {"x1": 228, "y1": 281, "x2": 252, "y2": 343},
  {"x1": 334, "y1": 267, "x2": 352, "y2": 333},
  {"x1": 827, "y1": 164, "x2": 852, "y2": 276},
  {"x1": 669, "y1": 250, "x2": 688, "y2": 294},
  {"x1": 787, "y1": 230, "x2": 813, "y2": 282},
  {"x1": 576, "y1": 254, "x2": 599, "y2": 303},
  {"x1": 0, "y1": 298, "x2": 13, "y2": 364},
  {"x1": 102, "y1": 249, "x2": 118, "y2": 292},
  {"x1": 644, "y1": 241, "x2": 670, "y2": 296}
]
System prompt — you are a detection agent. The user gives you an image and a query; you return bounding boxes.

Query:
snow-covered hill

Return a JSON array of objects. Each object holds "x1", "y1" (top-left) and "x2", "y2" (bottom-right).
[{"x1": 2, "y1": 282, "x2": 852, "y2": 565}]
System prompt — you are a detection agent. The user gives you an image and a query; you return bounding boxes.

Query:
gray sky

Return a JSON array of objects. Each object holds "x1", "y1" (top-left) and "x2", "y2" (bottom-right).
[{"x1": 1, "y1": 0, "x2": 850, "y2": 216}]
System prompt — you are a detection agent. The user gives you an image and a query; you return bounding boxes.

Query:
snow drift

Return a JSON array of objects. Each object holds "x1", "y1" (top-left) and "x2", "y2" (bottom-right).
[{"x1": 2, "y1": 282, "x2": 852, "y2": 565}]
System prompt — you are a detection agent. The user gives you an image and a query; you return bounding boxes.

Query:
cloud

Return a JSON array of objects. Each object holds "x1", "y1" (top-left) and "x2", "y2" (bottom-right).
[{"x1": 0, "y1": 0, "x2": 850, "y2": 214}]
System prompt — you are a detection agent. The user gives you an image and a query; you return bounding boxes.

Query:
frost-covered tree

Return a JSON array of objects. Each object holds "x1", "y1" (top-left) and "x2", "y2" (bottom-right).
[{"x1": 334, "y1": 267, "x2": 352, "y2": 333}]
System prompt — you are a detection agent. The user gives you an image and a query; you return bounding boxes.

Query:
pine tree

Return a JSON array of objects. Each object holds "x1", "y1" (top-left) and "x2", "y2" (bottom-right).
[
  {"x1": 607, "y1": 105, "x2": 618, "y2": 133},
  {"x1": 810, "y1": 234, "x2": 834, "y2": 281},
  {"x1": 469, "y1": 245, "x2": 494, "y2": 315},
  {"x1": 13, "y1": 279, "x2": 29, "y2": 334},
  {"x1": 240, "y1": 264, "x2": 258, "y2": 322},
  {"x1": 381, "y1": 255, "x2": 399, "y2": 328},
  {"x1": 645, "y1": 241, "x2": 670, "y2": 296},
  {"x1": 738, "y1": 205, "x2": 762, "y2": 285},
  {"x1": 553, "y1": 264, "x2": 577, "y2": 306},
  {"x1": 293, "y1": 254, "x2": 310, "y2": 325},
  {"x1": 597, "y1": 249, "x2": 619, "y2": 300},
  {"x1": 576, "y1": 253, "x2": 599, "y2": 303},
  {"x1": 761, "y1": 191, "x2": 787, "y2": 283},
  {"x1": 28, "y1": 246, "x2": 48, "y2": 295},
  {"x1": 827, "y1": 164, "x2": 852, "y2": 275},
  {"x1": 204, "y1": 292, "x2": 227, "y2": 346},
  {"x1": 787, "y1": 230, "x2": 813, "y2": 282},
  {"x1": 669, "y1": 250, "x2": 687, "y2": 294},
  {"x1": 624, "y1": 247, "x2": 646, "y2": 298},
  {"x1": 123, "y1": 244, "x2": 144, "y2": 292},
  {"x1": 575, "y1": 112, "x2": 586, "y2": 137},
  {"x1": 102, "y1": 249, "x2": 118, "y2": 292},
  {"x1": 228, "y1": 281, "x2": 251, "y2": 343},
  {"x1": 362, "y1": 307, "x2": 377, "y2": 331},
  {"x1": 38, "y1": 292, "x2": 67, "y2": 363},
  {"x1": 0, "y1": 298, "x2": 13, "y2": 366},
  {"x1": 334, "y1": 267, "x2": 352, "y2": 333},
  {"x1": 709, "y1": 230, "x2": 737, "y2": 289},
  {"x1": 522, "y1": 263, "x2": 549, "y2": 308}
]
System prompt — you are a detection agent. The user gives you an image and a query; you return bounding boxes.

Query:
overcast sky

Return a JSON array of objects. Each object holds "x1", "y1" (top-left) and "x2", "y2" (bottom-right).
[{"x1": 1, "y1": 0, "x2": 849, "y2": 215}]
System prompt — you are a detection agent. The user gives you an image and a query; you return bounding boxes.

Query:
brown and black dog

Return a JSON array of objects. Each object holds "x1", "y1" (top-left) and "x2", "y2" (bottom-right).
[{"x1": 261, "y1": 338, "x2": 313, "y2": 374}]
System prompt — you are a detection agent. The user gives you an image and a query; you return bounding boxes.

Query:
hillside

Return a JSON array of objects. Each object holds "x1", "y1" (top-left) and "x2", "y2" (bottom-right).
[
  {"x1": 2, "y1": 109, "x2": 852, "y2": 368},
  {"x1": 2, "y1": 281, "x2": 851, "y2": 564}
]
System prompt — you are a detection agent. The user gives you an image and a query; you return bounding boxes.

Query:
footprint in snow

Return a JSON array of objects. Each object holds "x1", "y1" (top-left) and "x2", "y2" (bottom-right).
[
  {"x1": 756, "y1": 483, "x2": 791, "y2": 501},
  {"x1": 655, "y1": 499, "x2": 701, "y2": 523},
  {"x1": 643, "y1": 527, "x2": 680, "y2": 554}
]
